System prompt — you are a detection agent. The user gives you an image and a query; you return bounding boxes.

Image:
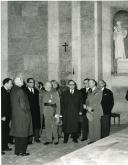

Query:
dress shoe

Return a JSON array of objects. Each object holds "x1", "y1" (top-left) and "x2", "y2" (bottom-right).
[
  {"x1": 15, "y1": 152, "x2": 30, "y2": 156},
  {"x1": 35, "y1": 139, "x2": 40, "y2": 143},
  {"x1": 43, "y1": 142, "x2": 52, "y2": 145},
  {"x1": 4, "y1": 147, "x2": 12, "y2": 151},
  {"x1": 88, "y1": 141, "x2": 94, "y2": 144},
  {"x1": 54, "y1": 142, "x2": 59, "y2": 145},
  {"x1": 80, "y1": 138, "x2": 87, "y2": 141},
  {"x1": 2, "y1": 151, "x2": 5, "y2": 155},
  {"x1": 21, "y1": 153, "x2": 30, "y2": 156}
]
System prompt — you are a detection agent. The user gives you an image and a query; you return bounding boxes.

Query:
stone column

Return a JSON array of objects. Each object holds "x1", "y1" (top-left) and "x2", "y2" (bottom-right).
[
  {"x1": 94, "y1": 1, "x2": 103, "y2": 81},
  {"x1": 1, "y1": 1, "x2": 8, "y2": 81},
  {"x1": 48, "y1": 2, "x2": 59, "y2": 81},
  {"x1": 102, "y1": 3, "x2": 112, "y2": 87},
  {"x1": 72, "y1": 1, "x2": 81, "y2": 89}
]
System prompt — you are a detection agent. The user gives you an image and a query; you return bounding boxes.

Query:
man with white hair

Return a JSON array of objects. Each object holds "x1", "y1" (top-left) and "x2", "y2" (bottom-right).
[{"x1": 10, "y1": 76, "x2": 33, "y2": 156}]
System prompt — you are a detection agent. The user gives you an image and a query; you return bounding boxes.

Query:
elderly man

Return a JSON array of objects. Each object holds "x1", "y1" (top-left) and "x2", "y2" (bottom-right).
[
  {"x1": 24, "y1": 78, "x2": 41, "y2": 144},
  {"x1": 84, "y1": 79, "x2": 103, "y2": 143},
  {"x1": 1, "y1": 78, "x2": 13, "y2": 155},
  {"x1": 41, "y1": 81, "x2": 60, "y2": 145},
  {"x1": 98, "y1": 80, "x2": 114, "y2": 138},
  {"x1": 10, "y1": 76, "x2": 33, "y2": 156},
  {"x1": 61, "y1": 80, "x2": 83, "y2": 143}
]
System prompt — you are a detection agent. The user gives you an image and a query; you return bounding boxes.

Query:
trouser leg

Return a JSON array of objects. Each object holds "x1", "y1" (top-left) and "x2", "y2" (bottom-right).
[
  {"x1": 28, "y1": 136, "x2": 33, "y2": 143},
  {"x1": 72, "y1": 133, "x2": 78, "y2": 141},
  {"x1": 94, "y1": 118, "x2": 101, "y2": 141},
  {"x1": 81, "y1": 115, "x2": 88, "y2": 140},
  {"x1": 101, "y1": 115, "x2": 110, "y2": 138},
  {"x1": 89, "y1": 120, "x2": 95, "y2": 142},
  {"x1": 58, "y1": 126, "x2": 63, "y2": 138},
  {"x1": 52, "y1": 118, "x2": 58, "y2": 143},
  {"x1": 89, "y1": 118, "x2": 101, "y2": 142},
  {"x1": 2, "y1": 122, "x2": 9, "y2": 150},
  {"x1": 15, "y1": 137, "x2": 28, "y2": 154},
  {"x1": 34, "y1": 129, "x2": 40, "y2": 140},
  {"x1": 8, "y1": 136, "x2": 14, "y2": 144},
  {"x1": 78, "y1": 120, "x2": 82, "y2": 137},
  {"x1": 42, "y1": 114, "x2": 45, "y2": 129},
  {"x1": 45, "y1": 115, "x2": 53, "y2": 142},
  {"x1": 21, "y1": 137, "x2": 28, "y2": 153},
  {"x1": 64, "y1": 133, "x2": 69, "y2": 143}
]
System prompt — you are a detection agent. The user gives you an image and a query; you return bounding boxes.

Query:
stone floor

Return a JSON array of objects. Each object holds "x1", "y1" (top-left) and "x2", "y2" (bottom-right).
[
  {"x1": 47, "y1": 125, "x2": 128, "y2": 165},
  {"x1": 2, "y1": 124, "x2": 128, "y2": 165}
]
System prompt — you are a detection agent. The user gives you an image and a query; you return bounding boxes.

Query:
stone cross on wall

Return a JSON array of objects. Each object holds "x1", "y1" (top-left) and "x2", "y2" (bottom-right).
[{"x1": 62, "y1": 42, "x2": 68, "y2": 52}]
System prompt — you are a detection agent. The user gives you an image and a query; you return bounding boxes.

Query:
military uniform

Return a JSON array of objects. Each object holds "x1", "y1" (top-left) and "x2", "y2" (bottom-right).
[{"x1": 42, "y1": 90, "x2": 60, "y2": 143}]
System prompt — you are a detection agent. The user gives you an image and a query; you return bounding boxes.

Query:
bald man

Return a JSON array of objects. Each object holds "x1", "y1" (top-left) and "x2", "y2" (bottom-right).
[{"x1": 10, "y1": 77, "x2": 33, "y2": 156}]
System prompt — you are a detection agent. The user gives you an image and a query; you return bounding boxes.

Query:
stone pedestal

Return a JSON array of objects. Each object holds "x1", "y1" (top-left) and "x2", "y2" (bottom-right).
[{"x1": 117, "y1": 59, "x2": 128, "y2": 74}]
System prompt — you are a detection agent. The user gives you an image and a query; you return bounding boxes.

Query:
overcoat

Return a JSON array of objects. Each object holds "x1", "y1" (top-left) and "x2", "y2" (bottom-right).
[
  {"x1": 86, "y1": 88, "x2": 103, "y2": 141},
  {"x1": 61, "y1": 89, "x2": 83, "y2": 133},
  {"x1": 1, "y1": 86, "x2": 11, "y2": 121},
  {"x1": 24, "y1": 87, "x2": 41, "y2": 129},
  {"x1": 101, "y1": 88, "x2": 114, "y2": 115},
  {"x1": 86, "y1": 88, "x2": 103, "y2": 118},
  {"x1": 1, "y1": 86, "x2": 12, "y2": 149},
  {"x1": 10, "y1": 85, "x2": 33, "y2": 137}
]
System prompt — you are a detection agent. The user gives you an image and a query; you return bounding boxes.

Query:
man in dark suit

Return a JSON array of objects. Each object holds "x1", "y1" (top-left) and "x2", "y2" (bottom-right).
[
  {"x1": 1, "y1": 78, "x2": 13, "y2": 154},
  {"x1": 61, "y1": 80, "x2": 83, "y2": 143},
  {"x1": 10, "y1": 76, "x2": 33, "y2": 156},
  {"x1": 79, "y1": 78, "x2": 89, "y2": 141},
  {"x1": 25, "y1": 78, "x2": 41, "y2": 144},
  {"x1": 98, "y1": 80, "x2": 114, "y2": 138},
  {"x1": 126, "y1": 90, "x2": 128, "y2": 101}
]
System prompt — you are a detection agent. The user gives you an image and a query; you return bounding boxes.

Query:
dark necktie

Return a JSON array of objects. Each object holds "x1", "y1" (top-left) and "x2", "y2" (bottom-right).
[
  {"x1": 88, "y1": 88, "x2": 92, "y2": 94},
  {"x1": 31, "y1": 88, "x2": 34, "y2": 94}
]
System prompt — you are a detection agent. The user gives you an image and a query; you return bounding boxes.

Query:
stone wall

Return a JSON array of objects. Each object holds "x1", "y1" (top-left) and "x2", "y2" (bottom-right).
[
  {"x1": 59, "y1": 1, "x2": 72, "y2": 81},
  {"x1": 8, "y1": 1, "x2": 48, "y2": 82},
  {"x1": 81, "y1": 1, "x2": 95, "y2": 81},
  {"x1": 7, "y1": 1, "x2": 96, "y2": 85}
]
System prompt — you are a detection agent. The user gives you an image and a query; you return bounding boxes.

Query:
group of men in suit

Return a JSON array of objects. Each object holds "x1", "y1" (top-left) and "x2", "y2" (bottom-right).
[
  {"x1": 79, "y1": 79, "x2": 114, "y2": 143},
  {"x1": 60, "y1": 78, "x2": 114, "y2": 144},
  {"x1": 1, "y1": 76, "x2": 115, "y2": 156},
  {"x1": 1, "y1": 76, "x2": 41, "y2": 156}
]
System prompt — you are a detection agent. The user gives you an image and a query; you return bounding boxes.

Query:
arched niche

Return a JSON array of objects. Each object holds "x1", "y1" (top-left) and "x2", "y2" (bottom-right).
[{"x1": 112, "y1": 10, "x2": 128, "y2": 74}]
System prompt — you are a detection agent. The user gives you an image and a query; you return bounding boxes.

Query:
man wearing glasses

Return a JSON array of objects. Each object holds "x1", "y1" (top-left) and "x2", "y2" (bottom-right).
[
  {"x1": 61, "y1": 80, "x2": 83, "y2": 143},
  {"x1": 24, "y1": 78, "x2": 41, "y2": 144}
]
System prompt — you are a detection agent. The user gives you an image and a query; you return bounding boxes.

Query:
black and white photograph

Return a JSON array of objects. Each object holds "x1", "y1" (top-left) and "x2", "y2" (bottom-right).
[{"x1": 1, "y1": 0, "x2": 128, "y2": 164}]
